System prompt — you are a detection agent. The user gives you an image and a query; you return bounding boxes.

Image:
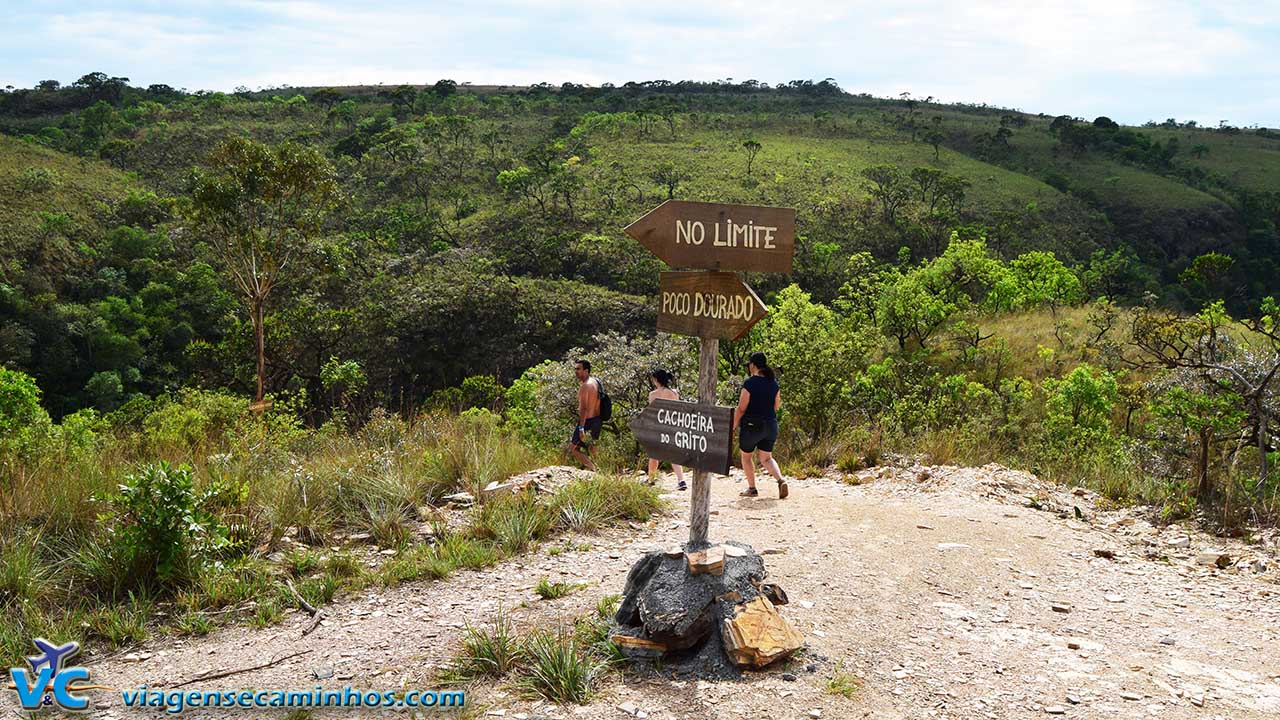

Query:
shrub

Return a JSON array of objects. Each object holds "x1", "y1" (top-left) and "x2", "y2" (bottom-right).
[
  {"x1": 320, "y1": 357, "x2": 367, "y2": 410},
  {"x1": 504, "y1": 364, "x2": 560, "y2": 449},
  {"x1": 1042, "y1": 363, "x2": 1118, "y2": 446},
  {"x1": 0, "y1": 368, "x2": 52, "y2": 453},
  {"x1": 460, "y1": 375, "x2": 503, "y2": 411},
  {"x1": 761, "y1": 284, "x2": 875, "y2": 437},
  {"x1": 99, "y1": 462, "x2": 230, "y2": 590},
  {"x1": 141, "y1": 389, "x2": 249, "y2": 453},
  {"x1": 16, "y1": 166, "x2": 61, "y2": 193}
]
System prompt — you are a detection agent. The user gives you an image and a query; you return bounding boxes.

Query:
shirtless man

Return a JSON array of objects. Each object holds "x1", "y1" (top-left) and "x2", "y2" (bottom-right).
[{"x1": 570, "y1": 359, "x2": 601, "y2": 471}]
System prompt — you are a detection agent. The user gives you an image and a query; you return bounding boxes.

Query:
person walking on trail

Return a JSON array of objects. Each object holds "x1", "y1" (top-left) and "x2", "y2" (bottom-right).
[
  {"x1": 645, "y1": 369, "x2": 687, "y2": 491},
  {"x1": 570, "y1": 359, "x2": 602, "y2": 471},
  {"x1": 733, "y1": 351, "x2": 788, "y2": 498}
]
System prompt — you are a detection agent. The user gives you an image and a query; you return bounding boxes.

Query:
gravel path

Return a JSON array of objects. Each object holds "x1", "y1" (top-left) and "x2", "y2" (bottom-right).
[{"x1": 8, "y1": 464, "x2": 1278, "y2": 719}]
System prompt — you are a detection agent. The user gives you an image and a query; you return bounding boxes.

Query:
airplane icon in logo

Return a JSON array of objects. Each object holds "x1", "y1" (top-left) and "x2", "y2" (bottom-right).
[{"x1": 27, "y1": 639, "x2": 81, "y2": 676}]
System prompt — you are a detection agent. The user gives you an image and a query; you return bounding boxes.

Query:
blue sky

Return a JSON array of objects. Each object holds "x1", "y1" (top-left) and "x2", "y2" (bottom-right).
[{"x1": 3, "y1": 0, "x2": 1277, "y2": 127}]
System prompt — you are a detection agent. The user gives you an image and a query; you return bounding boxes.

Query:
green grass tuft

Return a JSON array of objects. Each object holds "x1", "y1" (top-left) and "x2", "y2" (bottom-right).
[
  {"x1": 535, "y1": 577, "x2": 585, "y2": 600},
  {"x1": 826, "y1": 660, "x2": 863, "y2": 698},
  {"x1": 515, "y1": 629, "x2": 605, "y2": 704},
  {"x1": 442, "y1": 608, "x2": 523, "y2": 682}
]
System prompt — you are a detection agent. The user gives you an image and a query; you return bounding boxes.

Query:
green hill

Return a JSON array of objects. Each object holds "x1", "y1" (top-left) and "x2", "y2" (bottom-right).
[
  {"x1": 1, "y1": 78, "x2": 1278, "y2": 414},
  {"x1": 0, "y1": 134, "x2": 140, "y2": 281}
]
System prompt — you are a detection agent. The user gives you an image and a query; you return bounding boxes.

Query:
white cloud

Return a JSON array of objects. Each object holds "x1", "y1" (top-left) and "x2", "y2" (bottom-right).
[{"x1": 2, "y1": 0, "x2": 1276, "y2": 125}]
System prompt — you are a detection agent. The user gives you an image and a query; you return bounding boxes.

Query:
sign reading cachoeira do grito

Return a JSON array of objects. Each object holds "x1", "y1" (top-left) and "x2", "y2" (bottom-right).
[{"x1": 628, "y1": 398, "x2": 734, "y2": 475}]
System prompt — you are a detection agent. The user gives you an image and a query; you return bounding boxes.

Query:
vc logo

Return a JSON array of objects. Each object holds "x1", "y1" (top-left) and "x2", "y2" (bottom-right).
[{"x1": 8, "y1": 638, "x2": 101, "y2": 711}]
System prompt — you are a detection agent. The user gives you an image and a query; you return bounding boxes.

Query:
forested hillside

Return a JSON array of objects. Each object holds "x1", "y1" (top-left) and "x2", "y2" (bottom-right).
[{"x1": 3, "y1": 75, "x2": 1278, "y2": 417}]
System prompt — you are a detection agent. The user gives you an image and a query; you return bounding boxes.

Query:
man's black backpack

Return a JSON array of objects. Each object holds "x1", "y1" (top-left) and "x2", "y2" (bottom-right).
[{"x1": 593, "y1": 377, "x2": 613, "y2": 421}]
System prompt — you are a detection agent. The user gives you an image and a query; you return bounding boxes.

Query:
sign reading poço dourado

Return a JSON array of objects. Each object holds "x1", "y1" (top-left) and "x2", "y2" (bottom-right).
[
  {"x1": 629, "y1": 398, "x2": 734, "y2": 475},
  {"x1": 658, "y1": 271, "x2": 768, "y2": 341},
  {"x1": 624, "y1": 200, "x2": 795, "y2": 273}
]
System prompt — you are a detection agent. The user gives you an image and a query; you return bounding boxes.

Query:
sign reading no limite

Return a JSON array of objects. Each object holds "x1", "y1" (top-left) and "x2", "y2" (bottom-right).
[
  {"x1": 658, "y1": 271, "x2": 768, "y2": 341},
  {"x1": 624, "y1": 200, "x2": 795, "y2": 273},
  {"x1": 629, "y1": 399, "x2": 734, "y2": 475}
]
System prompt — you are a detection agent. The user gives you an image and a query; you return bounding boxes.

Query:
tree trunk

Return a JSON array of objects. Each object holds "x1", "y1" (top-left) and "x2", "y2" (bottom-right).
[
  {"x1": 1196, "y1": 428, "x2": 1212, "y2": 501},
  {"x1": 253, "y1": 296, "x2": 266, "y2": 403},
  {"x1": 1260, "y1": 403, "x2": 1270, "y2": 488}
]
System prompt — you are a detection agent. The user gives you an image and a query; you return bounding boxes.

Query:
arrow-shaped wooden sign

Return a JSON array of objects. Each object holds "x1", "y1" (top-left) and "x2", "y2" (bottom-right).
[
  {"x1": 658, "y1": 271, "x2": 768, "y2": 341},
  {"x1": 625, "y1": 200, "x2": 795, "y2": 273},
  {"x1": 629, "y1": 399, "x2": 734, "y2": 475}
]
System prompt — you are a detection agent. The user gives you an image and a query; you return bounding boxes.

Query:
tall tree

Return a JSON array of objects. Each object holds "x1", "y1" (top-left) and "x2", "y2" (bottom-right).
[
  {"x1": 189, "y1": 137, "x2": 340, "y2": 403},
  {"x1": 742, "y1": 138, "x2": 762, "y2": 177},
  {"x1": 649, "y1": 161, "x2": 688, "y2": 199}
]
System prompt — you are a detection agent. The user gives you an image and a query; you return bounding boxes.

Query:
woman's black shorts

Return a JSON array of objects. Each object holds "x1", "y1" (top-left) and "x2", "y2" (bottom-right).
[{"x1": 739, "y1": 417, "x2": 778, "y2": 453}]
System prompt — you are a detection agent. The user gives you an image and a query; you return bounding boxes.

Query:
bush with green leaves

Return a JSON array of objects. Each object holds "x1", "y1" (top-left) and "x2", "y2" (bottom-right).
[
  {"x1": 505, "y1": 362, "x2": 560, "y2": 450},
  {"x1": 0, "y1": 368, "x2": 52, "y2": 455},
  {"x1": 1148, "y1": 377, "x2": 1248, "y2": 501},
  {"x1": 461, "y1": 375, "x2": 503, "y2": 411},
  {"x1": 536, "y1": 331, "x2": 696, "y2": 424},
  {"x1": 98, "y1": 462, "x2": 230, "y2": 591},
  {"x1": 1042, "y1": 363, "x2": 1118, "y2": 445},
  {"x1": 16, "y1": 166, "x2": 61, "y2": 194},
  {"x1": 760, "y1": 284, "x2": 876, "y2": 439},
  {"x1": 141, "y1": 389, "x2": 250, "y2": 452},
  {"x1": 320, "y1": 356, "x2": 367, "y2": 407}
]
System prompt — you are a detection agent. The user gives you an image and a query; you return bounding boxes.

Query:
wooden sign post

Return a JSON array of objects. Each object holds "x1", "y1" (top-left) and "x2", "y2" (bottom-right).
[
  {"x1": 626, "y1": 200, "x2": 795, "y2": 549},
  {"x1": 629, "y1": 399, "x2": 734, "y2": 475},
  {"x1": 625, "y1": 200, "x2": 796, "y2": 273},
  {"x1": 658, "y1": 272, "x2": 769, "y2": 341}
]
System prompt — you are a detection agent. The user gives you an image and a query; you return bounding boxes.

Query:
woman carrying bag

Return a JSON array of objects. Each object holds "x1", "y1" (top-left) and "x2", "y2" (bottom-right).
[
  {"x1": 644, "y1": 368, "x2": 687, "y2": 490},
  {"x1": 733, "y1": 351, "x2": 788, "y2": 499}
]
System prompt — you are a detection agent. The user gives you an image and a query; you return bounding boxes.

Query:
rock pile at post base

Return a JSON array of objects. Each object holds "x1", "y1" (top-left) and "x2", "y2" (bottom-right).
[{"x1": 611, "y1": 541, "x2": 803, "y2": 675}]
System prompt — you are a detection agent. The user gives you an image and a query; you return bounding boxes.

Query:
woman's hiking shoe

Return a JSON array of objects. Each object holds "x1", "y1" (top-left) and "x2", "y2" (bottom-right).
[
  {"x1": 777, "y1": 479, "x2": 790, "y2": 499},
  {"x1": 677, "y1": 480, "x2": 687, "y2": 491},
  {"x1": 739, "y1": 486, "x2": 759, "y2": 497}
]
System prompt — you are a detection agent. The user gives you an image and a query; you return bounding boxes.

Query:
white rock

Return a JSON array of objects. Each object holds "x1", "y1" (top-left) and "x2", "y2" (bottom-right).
[
  {"x1": 616, "y1": 701, "x2": 639, "y2": 716},
  {"x1": 937, "y1": 543, "x2": 971, "y2": 550},
  {"x1": 1196, "y1": 551, "x2": 1230, "y2": 567}
]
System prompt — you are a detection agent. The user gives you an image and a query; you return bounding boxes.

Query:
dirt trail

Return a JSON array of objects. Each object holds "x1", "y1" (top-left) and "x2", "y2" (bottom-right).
[{"x1": 9, "y1": 465, "x2": 1280, "y2": 720}]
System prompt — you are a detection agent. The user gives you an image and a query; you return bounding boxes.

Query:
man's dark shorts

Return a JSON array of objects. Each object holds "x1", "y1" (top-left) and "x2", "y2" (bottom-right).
[
  {"x1": 572, "y1": 417, "x2": 604, "y2": 449},
  {"x1": 739, "y1": 417, "x2": 779, "y2": 453}
]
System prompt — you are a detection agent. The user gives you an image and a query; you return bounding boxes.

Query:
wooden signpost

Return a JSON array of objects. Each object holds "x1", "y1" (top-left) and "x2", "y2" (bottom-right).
[
  {"x1": 626, "y1": 200, "x2": 796, "y2": 548},
  {"x1": 624, "y1": 200, "x2": 796, "y2": 274},
  {"x1": 629, "y1": 399, "x2": 734, "y2": 475},
  {"x1": 658, "y1": 271, "x2": 769, "y2": 341}
]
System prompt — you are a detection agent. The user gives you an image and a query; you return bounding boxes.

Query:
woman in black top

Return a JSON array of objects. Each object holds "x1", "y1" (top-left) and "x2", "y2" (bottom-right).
[{"x1": 732, "y1": 351, "x2": 788, "y2": 498}]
